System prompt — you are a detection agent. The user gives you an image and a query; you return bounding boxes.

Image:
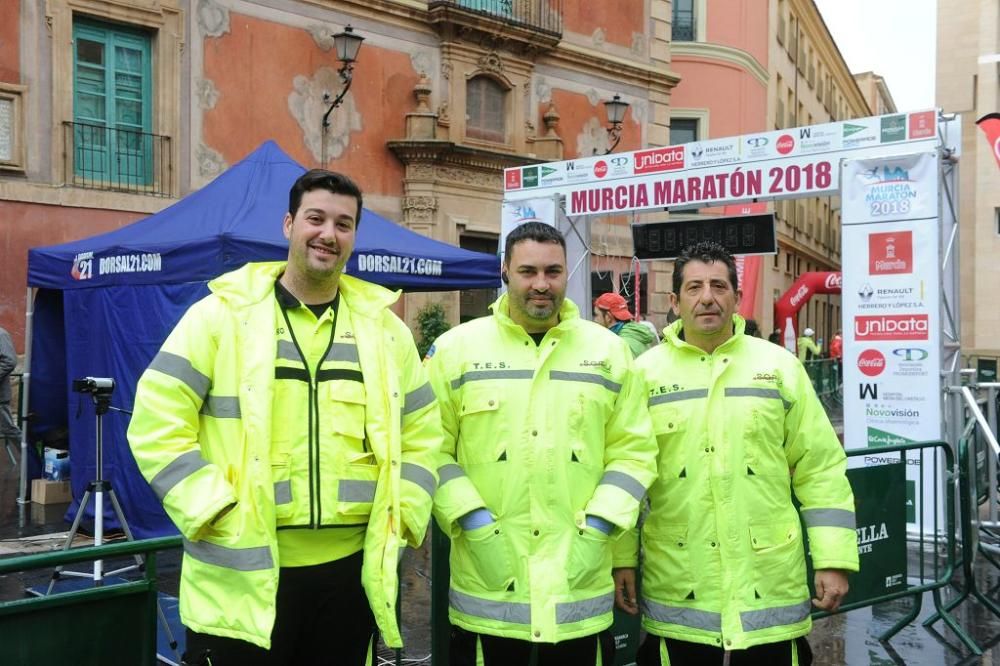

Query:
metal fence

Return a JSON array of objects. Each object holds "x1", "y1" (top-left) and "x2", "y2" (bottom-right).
[{"x1": 63, "y1": 121, "x2": 173, "y2": 197}]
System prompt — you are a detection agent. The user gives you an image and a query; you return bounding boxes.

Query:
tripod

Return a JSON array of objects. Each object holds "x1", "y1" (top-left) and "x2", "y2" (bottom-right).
[{"x1": 45, "y1": 386, "x2": 178, "y2": 657}]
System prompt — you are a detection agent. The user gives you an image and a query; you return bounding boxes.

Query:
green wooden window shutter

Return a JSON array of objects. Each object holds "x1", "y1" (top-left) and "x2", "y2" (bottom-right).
[{"x1": 72, "y1": 18, "x2": 152, "y2": 187}]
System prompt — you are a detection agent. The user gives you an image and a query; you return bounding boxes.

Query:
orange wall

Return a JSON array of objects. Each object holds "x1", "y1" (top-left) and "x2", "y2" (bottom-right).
[
  {"x1": 562, "y1": 2, "x2": 644, "y2": 48},
  {"x1": 0, "y1": 202, "x2": 144, "y2": 350},
  {"x1": 0, "y1": 0, "x2": 19, "y2": 82},
  {"x1": 704, "y1": 1, "x2": 769, "y2": 68},
  {"x1": 670, "y1": 58, "x2": 768, "y2": 137},
  {"x1": 546, "y1": 89, "x2": 641, "y2": 159},
  {"x1": 202, "y1": 13, "x2": 413, "y2": 198}
]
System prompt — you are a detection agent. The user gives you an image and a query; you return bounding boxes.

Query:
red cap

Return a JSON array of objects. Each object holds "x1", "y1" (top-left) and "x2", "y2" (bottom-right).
[{"x1": 594, "y1": 293, "x2": 633, "y2": 321}]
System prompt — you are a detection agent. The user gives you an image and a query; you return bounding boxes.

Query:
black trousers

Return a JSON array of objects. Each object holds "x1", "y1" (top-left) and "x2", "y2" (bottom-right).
[
  {"x1": 449, "y1": 626, "x2": 614, "y2": 666},
  {"x1": 182, "y1": 550, "x2": 375, "y2": 666},
  {"x1": 637, "y1": 635, "x2": 813, "y2": 666}
]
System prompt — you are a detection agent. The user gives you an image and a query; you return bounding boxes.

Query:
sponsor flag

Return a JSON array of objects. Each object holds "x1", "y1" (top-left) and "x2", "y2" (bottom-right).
[{"x1": 976, "y1": 113, "x2": 1000, "y2": 171}]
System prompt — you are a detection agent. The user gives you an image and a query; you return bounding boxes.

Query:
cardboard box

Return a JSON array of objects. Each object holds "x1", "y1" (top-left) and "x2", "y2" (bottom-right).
[{"x1": 31, "y1": 478, "x2": 72, "y2": 504}]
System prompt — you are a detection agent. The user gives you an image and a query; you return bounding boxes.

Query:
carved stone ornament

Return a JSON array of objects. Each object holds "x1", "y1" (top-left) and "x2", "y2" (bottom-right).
[
  {"x1": 403, "y1": 196, "x2": 438, "y2": 224},
  {"x1": 288, "y1": 67, "x2": 362, "y2": 163},
  {"x1": 437, "y1": 101, "x2": 450, "y2": 127},
  {"x1": 195, "y1": 78, "x2": 220, "y2": 110},
  {"x1": 435, "y1": 166, "x2": 498, "y2": 188},
  {"x1": 411, "y1": 51, "x2": 432, "y2": 78},
  {"x1": 197, "y1": 0, "x2": 230, "y2": 38},
  {"x1": 441, "y1": 62, "x2": 453, "y2": 80},
  {"x1": 631, "y1": 32, "x2": 647, "y2": 58},
  {"x1": 542, "y1": 104, "x2": 560, "y2": 138},
  {"x1": 586, "y1": 88, "x2": 601, "y2": 107},
  {"x1": 196, "y1": 143, "x2": 228, "y2": 180},
  {"x1": 308, "y1": 24, "x2": 336, "y2": 52},
  {"x1": 591, "y1": 28, "x2": 606, "y2": 47},
  {"x1": 535, "y1": 78, "x2": 552, "y2": 105},
  {"x1": 414, "y1": 76, "x2": 433, "y2": 113},
  {"x1": 576, "y1": 116, "x2": 609, "y2": 157},
  {"x1": 476, "y1": 52, "x2": 505, "y2": 77}
]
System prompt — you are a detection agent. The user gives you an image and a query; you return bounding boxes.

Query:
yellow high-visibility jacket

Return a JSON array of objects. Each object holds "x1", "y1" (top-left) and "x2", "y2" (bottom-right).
[
  {"x1": 631, "y1": 316, "x2": 858, "y2": 650},
  {"x1": 127, "y1": 262, "x2": 442, "y2": 649},
  {"x1": 427, "y1": 294, "x2": 658, "y2": 643}
]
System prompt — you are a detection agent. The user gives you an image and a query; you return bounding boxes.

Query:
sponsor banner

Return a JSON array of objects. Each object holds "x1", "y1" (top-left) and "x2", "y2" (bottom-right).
[
  {"x1": 503, "y1": 110, "x2": 940, "y2": 205},
  {"x1": 71, "y1": 251, "x2": 163, "y2": 280},
  {"x1": 841, "y1": 151, "x2": 939, "y2": 225},
  {"x1": 841, "y1": 152, "x2": 941, "y2": 529}
]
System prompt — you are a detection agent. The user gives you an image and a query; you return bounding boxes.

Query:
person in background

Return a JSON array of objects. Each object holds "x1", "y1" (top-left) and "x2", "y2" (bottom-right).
[
  {"x1": 796, "y1": 327, "x2": 822, "y2": 364},
  {"x1": 617, "y1": 241, "x2": 858, "y2": 665},
  {"x1": 743, "y1": 319, "x2": 761, "y2": 338},
  {"x1": 829, "y1": 329, "x2": 843, "y2": 383},
  {"x1": 593, "y1": 292, "x2": 658, "y2": 357},
  {"x1": 767, "y1": 328, "x2": 782, "y2": 345},
  {"x1": 128, "y1": 169, "x2": 442, "y2": 665},
  {"x1": 0, "y1": 326, "x2": 21, "y2": 463},
  {"x1": 428, "y1": 222, "x2": 658, "y2": 665}
]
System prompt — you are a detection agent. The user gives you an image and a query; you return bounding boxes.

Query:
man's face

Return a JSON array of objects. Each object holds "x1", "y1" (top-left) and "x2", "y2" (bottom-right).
[
  {"x1": 505, "y1": 240, "x2": 567, "y2": 330},
  {"x1": 283, "y1": 189, "x2": 357, "y2": 284},
  {"x1": 671, "y1": 259, "x2": 741, "y2": 338}
]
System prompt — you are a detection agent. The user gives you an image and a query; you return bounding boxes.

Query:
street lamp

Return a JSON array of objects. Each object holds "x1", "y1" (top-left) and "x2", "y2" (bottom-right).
[
  {"x1": 321, "y1": 25, "x2": 365, "y2": 163},
  {"x1": 603, "y1": 94, "x2": 630, "y2": 154}
]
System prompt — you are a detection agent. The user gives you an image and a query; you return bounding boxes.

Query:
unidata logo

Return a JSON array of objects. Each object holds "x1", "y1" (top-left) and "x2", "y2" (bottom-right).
[
  {"x1": 634, "y1": 146, "x2": 684, "y2": 174},
  {"x1": 854, "y1": 315, "x2": 929, "y2": 341},
  {"x1": 858, "y1": 349, "x2": 886, "y2": 377}
]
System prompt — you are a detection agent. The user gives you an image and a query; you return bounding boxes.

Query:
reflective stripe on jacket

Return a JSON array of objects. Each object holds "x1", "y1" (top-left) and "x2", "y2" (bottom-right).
[
  {"x1": 427, "y1": 294, "x2": 658, "y2": 643},
  {"x1": 127, "y1": 262, "x2": 442, "y2": 649},
  {"x1": 632, "y1": 316, "x2": 858, "y2": 650}
]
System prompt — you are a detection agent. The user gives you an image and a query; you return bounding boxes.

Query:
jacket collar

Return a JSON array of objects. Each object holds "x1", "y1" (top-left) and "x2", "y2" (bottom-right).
[
  {"x1": 489, "y1": 293, "x2": 581, "y2": 336},
  {"x1": 208, "y1": 262, "x2": 400, "y2": 316},
  {"x1": 663, "y1": 314, "x2": 746, "y2": 354}
]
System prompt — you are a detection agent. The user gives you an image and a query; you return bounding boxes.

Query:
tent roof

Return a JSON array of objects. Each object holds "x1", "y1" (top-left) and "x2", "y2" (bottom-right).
[{"x1": 27, "y1": 141, "x2": 499, "y2": 291}]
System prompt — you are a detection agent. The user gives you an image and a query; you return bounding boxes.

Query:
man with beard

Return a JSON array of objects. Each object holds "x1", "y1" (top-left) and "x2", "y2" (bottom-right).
[
  {"x1": 427, "y1": 222, "x2": 657, "y2": 665},
  {"x1": 614, "y1": 241, "x2": 857, "y2": 665},
  {"x1": 129, "y1": 169, "x2": 442, "y2": 665}
]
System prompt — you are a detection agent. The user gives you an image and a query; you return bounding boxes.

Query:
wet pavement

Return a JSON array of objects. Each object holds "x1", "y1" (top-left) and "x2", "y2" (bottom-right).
[{"x1": 6, "y1": 456, "x2": 1000, "y2": 664}]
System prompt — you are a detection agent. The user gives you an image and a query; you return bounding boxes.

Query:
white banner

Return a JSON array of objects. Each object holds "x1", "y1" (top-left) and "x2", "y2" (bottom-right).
[
  {"x1": 841, "y1": 152, "x2": 941, "y2": 529},
  {"x1": 500, "y1": 197, "x2": 557, "y2": 265},
  {"x1": 504, "y1": 110, "x2": 942, "y2": 213}
]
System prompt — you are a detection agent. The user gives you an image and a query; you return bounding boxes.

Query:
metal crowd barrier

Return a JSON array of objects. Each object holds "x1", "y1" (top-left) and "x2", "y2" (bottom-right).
[{"x1": 0, "y1": 536, "x2": 180, "y2": 665}]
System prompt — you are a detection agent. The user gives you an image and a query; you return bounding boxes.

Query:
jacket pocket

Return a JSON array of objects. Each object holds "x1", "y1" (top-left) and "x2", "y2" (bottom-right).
[
  {"x1": 567, "y1": 525, "x2": 612, "y2": 590},
  {"x1": 325, "y1": 381, "x2": 367, "y2": 444},
  {"x1": 749, "y1": 521, "x2": 807, "y2": 600},
  {"x1": 457, "y1": 388, "x2": 505, "y2": 464},
  {"x1": 455, "y1": 521, "x2": 515, "y2": 592},
  {"x1": 337, "y1": 453, "x2": 379, "y2": 520},
  {"x1": 270, "y1": 453, "x2": 294, "y2": 521},
  {"x1": 642, "y1": 523, "x2": 692, "y2": 600}
]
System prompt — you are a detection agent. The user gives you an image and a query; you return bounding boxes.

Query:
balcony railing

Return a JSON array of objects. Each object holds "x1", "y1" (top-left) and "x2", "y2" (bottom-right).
[
  {"x1": 63, "y1": 121, "x2": 173, "y2": 197},
  {"x1": 672, "y1": 9, "x2": 695, "y2": 41},
  {"x1": 429, "y1": 0, "x2": 563, "y2": 38}
]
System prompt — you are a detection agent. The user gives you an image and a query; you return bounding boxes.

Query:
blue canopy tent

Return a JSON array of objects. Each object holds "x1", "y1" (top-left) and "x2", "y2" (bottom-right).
[{"x1": 23, "y1": 141, "x2": 499, "y2": 537}]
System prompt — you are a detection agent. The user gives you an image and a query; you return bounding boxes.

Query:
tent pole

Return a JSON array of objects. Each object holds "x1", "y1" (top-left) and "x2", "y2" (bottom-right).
[{"x1": 17, "y1": 287, "x2": 33, "y2": 505}]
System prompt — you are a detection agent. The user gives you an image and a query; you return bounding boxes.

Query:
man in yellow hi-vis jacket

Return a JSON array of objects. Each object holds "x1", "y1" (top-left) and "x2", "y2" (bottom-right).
[
  {"x1": 616, "y1": 241, "x2": 858, "y2": 666},
  {"x1": 427, "y1": 222, "x2": 658, "y2": 666},
  {"x1": 128, "y1": 170, "x2": 442, "y2": 665}
]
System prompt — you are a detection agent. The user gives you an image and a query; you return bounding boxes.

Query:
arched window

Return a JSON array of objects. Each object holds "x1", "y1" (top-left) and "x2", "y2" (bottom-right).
[{"x1": 466, "y1": 76, "x2": 506, "y2": 143}]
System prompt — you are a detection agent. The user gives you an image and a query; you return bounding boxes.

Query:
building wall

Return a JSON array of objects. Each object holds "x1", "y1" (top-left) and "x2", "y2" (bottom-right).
[
  {"x1": 1, "y1": 1, "x2": 680, "y2": 351},
  {"x1": 936, "y1": 0, "x2": 1000, "y2": 362}
]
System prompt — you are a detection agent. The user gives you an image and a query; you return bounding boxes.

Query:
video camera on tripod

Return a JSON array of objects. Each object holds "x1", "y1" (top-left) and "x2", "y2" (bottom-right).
[{"x1": 71, "y1": 376, "x2": 115, "y2": 396}]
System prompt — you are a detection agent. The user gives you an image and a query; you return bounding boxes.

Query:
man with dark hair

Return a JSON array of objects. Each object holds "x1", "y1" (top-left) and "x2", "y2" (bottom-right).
[
  {"x1": 615, "y1": 241, "x2": 858, "y2": 665},
  {"x1": 428, "y1": 222, "x2": 657, "y2": 665},
  {"x1": 129, "y1": 169, "x2": 442, "y2": 665},
  {"x1": 0, "y1": 326, "x2": 20, "y2": 464}
]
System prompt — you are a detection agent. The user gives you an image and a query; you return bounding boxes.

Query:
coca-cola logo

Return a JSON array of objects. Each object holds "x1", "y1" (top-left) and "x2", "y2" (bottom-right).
[
  {"x1": 824, "y1": 273, "x2": 842, "y2": 290},
  {"x1": 854, "y1": 315, "x2": 929, "y2": 341},
  {"x1": 789, "y1": 284, "x2": 810, "y2": 307},
  {"x1": 858, "y1": 349, "x2": 886, "y2": 376},
  {"x1": 634, "y1": 146, "x2": 685, "y2": 174},
  {"x1": 594, "y1": 161, "x2": 608, "y2": 178},
  {"x1": 776, "y1": 134, "x2": 795, "y2": 155}
]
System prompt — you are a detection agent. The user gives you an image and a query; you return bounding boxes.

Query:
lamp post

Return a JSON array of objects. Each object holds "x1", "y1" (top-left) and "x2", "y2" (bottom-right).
[
  {"x1": 321, "y1": 25, "x2": 365, "y2": 165},
  {"x1": 603, "y1": 94, "x2": 630, "y2": 154}
]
